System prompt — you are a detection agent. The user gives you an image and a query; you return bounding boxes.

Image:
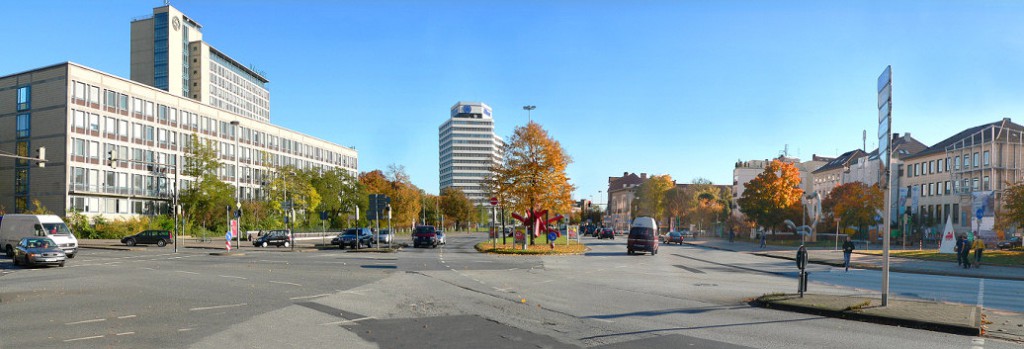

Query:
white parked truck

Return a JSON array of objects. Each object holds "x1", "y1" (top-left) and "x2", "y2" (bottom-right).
[{"x1": 0, "y1": 214, "x2": 78, "y2": 258}]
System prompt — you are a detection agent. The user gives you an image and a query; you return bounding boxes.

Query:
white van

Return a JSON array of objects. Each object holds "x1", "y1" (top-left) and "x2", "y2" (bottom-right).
[{"x1": 1, "y1": 214, "x2": 78, "y2": 258}]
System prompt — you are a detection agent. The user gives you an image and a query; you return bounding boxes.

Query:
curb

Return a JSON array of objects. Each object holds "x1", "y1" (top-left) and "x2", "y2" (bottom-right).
[
  {"x1": 751, "y1": 252, "x2": 1024, "y2": 282},
  {"x1": 752, "y1": 296, "x2": 981, "y2": 336},
  {"x1": 78, "y1": 245, "x2": 143, "y2": 251}
]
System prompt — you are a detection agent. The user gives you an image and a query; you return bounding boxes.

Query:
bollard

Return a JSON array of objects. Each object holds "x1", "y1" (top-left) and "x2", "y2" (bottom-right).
[{"x1": 796, "y1": 245, "x2": 808, "y2": 297}]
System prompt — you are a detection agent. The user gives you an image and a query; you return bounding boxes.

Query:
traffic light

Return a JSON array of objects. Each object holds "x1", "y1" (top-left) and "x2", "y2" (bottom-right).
[
  {"x1": 36, "y1": 146, "x2": 45, "y2": 168},
  {"x1": 106, "y1": 149, "x2": 117, "y2": 168}
]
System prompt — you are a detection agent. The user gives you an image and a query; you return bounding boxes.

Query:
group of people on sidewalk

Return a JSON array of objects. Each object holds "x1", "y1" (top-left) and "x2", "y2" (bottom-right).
[{"x1": 954, "y1": 233, "x2": 985, "y2": 269}]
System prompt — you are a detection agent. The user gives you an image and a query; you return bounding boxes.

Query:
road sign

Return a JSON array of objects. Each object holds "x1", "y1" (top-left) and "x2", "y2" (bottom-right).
[
  {"x1": 320, "y1": 211, "x2": 328, "y2": 221},
  {"x1": 490, "y1": 197, "x2": 498, "y2": 206},
  {"x1": 368, "y1": 194, "x2": 391, "y2": 220},
  {"x1": 877, "y1": 65, "x2": 892, "y2": 172},
  {"x1": 976, "y1": 208, "x2": 984, "y2": 220}
]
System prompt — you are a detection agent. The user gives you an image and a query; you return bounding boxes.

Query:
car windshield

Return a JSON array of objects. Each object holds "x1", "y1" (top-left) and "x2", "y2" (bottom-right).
[
  {"x1": 42, "y1": 223, "x2": 72, "y2": 235},
  {"x1": 25, "y1": 238, "x2": 57, "y2": 248},
  {"x1": 670, "y1": 232, "x2": 681, "y2": 237},
  {"x1": 414, "y1": 226, "x2": 435, "y2": 234}
]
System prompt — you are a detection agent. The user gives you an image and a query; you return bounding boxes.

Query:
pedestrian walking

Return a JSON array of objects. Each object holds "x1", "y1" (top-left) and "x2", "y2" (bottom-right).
[
  {"x1": 954, "y1": 234, "x2": 965, "y2": 267},
  {"x1": 842, "y1": 236, "x2": 855, "y2": 272},
  {"x1": 759, "y1": 233, "x2": 767, "y2": 248},
  {"x1": 971, "y1": 233, "x2": 985, "y2": 268},
  {"x1": 960, "y1": 234, "x2": 972, "y2": 269},
  {"x1": 728, "y1": 228, "x2": 735, "y2": 243}
]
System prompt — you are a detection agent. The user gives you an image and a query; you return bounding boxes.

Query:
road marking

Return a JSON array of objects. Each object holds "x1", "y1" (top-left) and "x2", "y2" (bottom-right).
[
  {"x1": 174, "y1": 271, "x2": 200, "y2": 275},
  {"x1": 66, "y1": 318, "x2": 106, "y2": 325},
  {"x1": 320, "y1": 316, "x2": 374, "y2": 326},
  {"x1": 178, "y1": 328, "x2": 193, "y2": 332},
  {"x1": 269, "y1": 281, "x2": 302, "y2": 287},
  {"x1": 593, "y1": 319, "x2": 614, "y2": 323},
  {"x1": 290, "y1": 293, "x2": 331, "y2": 300},
  {"x1": 218, "y1": 275, "x2": 247, "y2": 280},
  {"x1": 117, "y1": 315, "x2": 137, "y2": 319},
  {"x1": 189, "y1": 303, "x2": 247, "y2": 311},
  {"x1": 140, "y1": 267, "x2": 155, "y2": 270},
  {"x1": 63, "y1": 335, "x2": 104, "y2": 342},
  {"x1": 115, "y1": 332, "x2": 135, "y2": 336}
]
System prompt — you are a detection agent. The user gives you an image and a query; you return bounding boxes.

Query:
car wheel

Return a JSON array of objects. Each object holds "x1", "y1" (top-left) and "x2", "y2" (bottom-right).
[
  {"x1": 126, "y1": 239, "x2": 136, "y2": 246},
  {"x1": 67, "y1": 253, "x2": 76, "y2": 259},
  {"x1": 157, "y1": 240, "x2": 167, "y2": 247},
  {"x1": 261, "y1": 241, "x2": 268, "y2": 248},
  {"x1": 284, "y1": 241, "x2": 290, "y2": 248},
  {"x1": 653, "y1": 249, "x2": 658, "y2": 255},
  {"x1": 627, "y1": 250, "x2": 633, "y2": 255}
]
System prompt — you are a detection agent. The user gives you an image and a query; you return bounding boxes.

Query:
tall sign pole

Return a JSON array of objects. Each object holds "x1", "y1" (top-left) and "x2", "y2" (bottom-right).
[{"x1": 877, "y1": 65, "x2": 893, "y2": 306}]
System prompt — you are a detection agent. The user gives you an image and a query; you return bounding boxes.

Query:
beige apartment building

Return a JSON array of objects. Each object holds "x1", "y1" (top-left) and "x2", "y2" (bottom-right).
[
  {"x1": 0, "y1": 5, "x2": 356, "y2": 217},
  {"x1": 900, "y1": 118, "x2": 1024, "y2": 239}
]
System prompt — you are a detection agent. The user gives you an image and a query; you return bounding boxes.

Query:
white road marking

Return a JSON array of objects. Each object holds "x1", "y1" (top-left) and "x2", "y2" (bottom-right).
[
  {"x1": 218, "y1": 275, "x2": 247, "y2": 280},
  {"x1": 593, "y1": 319, "x2": 615, "y2": 323},
  {"x1": 972, "y1": 280, "x2": 986, "y2": 349},
  {"x1": 319, "y1": 316, "x2": 375, "y2": 326},
  {"x1": 290, "y1": 293, "x2": 331, "y2": 300},
  {"x1": 178, "y1": 328, "x2": 193, "y2": 332},
  {"x1": 63, "y1": 335, "x2": 104, "y2": 342},
  {"x1": 117, "y1": 315, "x2": 137, "y2": 319},
  {"x1": 269, "y1": 281, "x2": 302, "y2": 287},
  {"x1": 66, "y1": 318, "x2": 106, "y2": 325},
  {"x1": 189, "y1": 303, "x2": 247, "y2": 311},
  {"x1": 174, "y1": 271, "x2": 200, "y2": 275},
  {"x1": 140, "y1": 267, "x2": 155, "y2": 270},
  {"x1": 115, "y1": 332, "x2": 135, "y2": 336}
]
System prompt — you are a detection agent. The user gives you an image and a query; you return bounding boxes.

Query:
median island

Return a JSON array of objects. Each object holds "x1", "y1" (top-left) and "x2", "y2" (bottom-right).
[{"x1": 475, "y1": 235, "x2": 587, "y2": 255}]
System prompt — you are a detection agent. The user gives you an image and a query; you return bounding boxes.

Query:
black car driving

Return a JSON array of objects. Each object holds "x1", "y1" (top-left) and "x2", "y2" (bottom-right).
[
  {"x1": 253, "y1": 230, "x2": 291, "y2": 248},
  {"x1": 333, "y1": 228, "x2": 373, "y2": 249},
  {"x1": 121, "y1": 230, "x2": 173, "y2": 247}
]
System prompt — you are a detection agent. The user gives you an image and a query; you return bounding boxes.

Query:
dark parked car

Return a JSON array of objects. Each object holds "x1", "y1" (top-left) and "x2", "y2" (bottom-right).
[
  {"x1": 598, "y1": 228, "x2": 615, "y2": 240},
  {"x1": 412, "y1": 225, "x2": 438, "y2": 248},
  {"x1": 253, "y1": 230, "x2": 291, "y2": 248},
  {"x1": 627, "y1": 217, "x2": 659, "y2": 255},
  {"x1": 333, "y1": 228, "x2": 373, "y2": 249},
  {"x1": 121, "y1": 230, "x2": 173, "y2": 247},
  {"x1": 997, "y1": 236, "x2": 1022, "y2": 250},
  {"x1": 663, "y1": 231, "x2": 684, "y2": 245},
  {"x1": 13, "y1": 237, "x2": 66, "y2": 267}
]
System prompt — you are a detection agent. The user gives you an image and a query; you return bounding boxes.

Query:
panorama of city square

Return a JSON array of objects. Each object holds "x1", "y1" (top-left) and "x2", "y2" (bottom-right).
[{"x1": 2, "y1": 1, "x2": 1024, "y2": 348}]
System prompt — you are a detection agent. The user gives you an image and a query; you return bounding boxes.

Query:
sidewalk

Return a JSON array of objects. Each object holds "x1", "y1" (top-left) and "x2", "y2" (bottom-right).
[
  {"x1": 684, "y1": 238, "x2": 1024, "y2": 282},
  {"x1": 756, "y1": 293, "x2": 1024, "y2": 342}
]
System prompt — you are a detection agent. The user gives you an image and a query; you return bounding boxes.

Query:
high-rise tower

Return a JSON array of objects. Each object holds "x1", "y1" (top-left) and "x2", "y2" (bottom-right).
[{"x1": 439, "y1": 102, "x2": 504, "y2": 205}]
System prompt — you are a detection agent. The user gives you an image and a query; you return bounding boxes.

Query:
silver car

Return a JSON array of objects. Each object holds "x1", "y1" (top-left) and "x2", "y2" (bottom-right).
[
  {"x1": 375, "y1": 229, "x2": 393, "y2": 245},
  {"x1": 13, "y1": 237, "x2": 67, "y2": 267}
]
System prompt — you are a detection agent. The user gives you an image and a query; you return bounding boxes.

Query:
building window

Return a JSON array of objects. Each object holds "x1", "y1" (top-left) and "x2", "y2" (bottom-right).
[
  {"x1": 983, "y1": 151, "x2": 990, "y2": 167},
  {"x1": 972, "y1": 178, "x2": 979, "y2": 190},
  {"x1": 984, "y1": 176, "x2": 990, "y2": 191},
  {"x1": 928, "y1": 183, "x2": 934, "y2": 196},
  {"x1": 16, "y1": 114, "x2": 30, "y2": 138},
  {"x1": 973, "y1": 152, "x2": 979, "y2": 168},
  {"x1": 937, "y1": 159, "x2": 944, "y2": 173},
  {"x1": 929, "y1": 160, "x2": 935, "y2": 174},
  {"x1": 954, "y1": 156, "x2": 960, "y2": 170},
  {"x1": 17, "y1": 85, "x2": 30, "y2": 111},
  {"x1": 945, "y1": 181, "x2": 951, "y2": 195},
  {"x1": 15, "y1": 168, "x2": 28, "y2": 195}
]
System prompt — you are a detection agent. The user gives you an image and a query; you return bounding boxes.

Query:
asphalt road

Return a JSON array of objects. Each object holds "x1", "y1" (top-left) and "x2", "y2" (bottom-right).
[{"x1": 1, "y1": 232, "x2": 1019, "y2": 348}]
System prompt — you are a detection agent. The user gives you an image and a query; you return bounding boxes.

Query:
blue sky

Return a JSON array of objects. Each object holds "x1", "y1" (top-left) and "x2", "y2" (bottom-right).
[{"x1": 6, "y1": 0, "x2": 1024, "y2": 204}]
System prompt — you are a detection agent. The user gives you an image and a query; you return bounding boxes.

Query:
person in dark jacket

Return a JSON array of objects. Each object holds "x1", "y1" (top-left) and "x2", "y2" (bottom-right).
[
  {"x1": 842, "y1": 236, "x2": 855, "y2": 272},
  {"x1": 959, "y1": 235, "x2": 972, "y2": 269},
  {"x1": 954, "y1": 234, "x2": 965, "y2": 267}
]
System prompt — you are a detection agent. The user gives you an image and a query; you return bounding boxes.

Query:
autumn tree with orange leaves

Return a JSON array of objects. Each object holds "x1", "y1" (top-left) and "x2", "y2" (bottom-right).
[
  {"x1": 485, "y1": 122, "x2": 574, "y2": 244},
  {"x1": 736, "y1": 160, "x2": 803, "y2": 233},
  {"x1": 822, "y1": 181, "x2": 883, "y2": 237}
]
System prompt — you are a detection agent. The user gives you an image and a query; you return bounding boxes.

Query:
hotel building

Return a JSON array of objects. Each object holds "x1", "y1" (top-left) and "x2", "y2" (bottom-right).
[{"x1": 438, "y1": 102, "x2": 503, "y2": 205}]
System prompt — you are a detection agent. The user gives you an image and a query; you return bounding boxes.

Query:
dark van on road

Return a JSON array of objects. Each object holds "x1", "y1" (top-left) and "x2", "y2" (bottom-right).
[
  {"x1": 627, "y1": 217, "x2": 659, "y2": 255},
  {"x1": 412, "y1": 225, "x2": 439, "y2": 248}
]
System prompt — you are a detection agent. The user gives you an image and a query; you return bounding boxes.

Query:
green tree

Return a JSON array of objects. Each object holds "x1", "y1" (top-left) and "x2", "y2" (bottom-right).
[
  {"x1": 440, "y1": 187, "x2": 474, "y2": 231},
  {"x1": 635, "y1": 175, "x2": 674, "y2": 222},
  {"x1": 307, "y1": 167, "x2": 364, "y2": 228},
  {"x1": 359, "y1": 165, "x2": 422, "y2": 231},
  {"x1": 485, "y1": 122, "x2": 574, "y2": 243},
  {"x1": 180, "y1": 134, "x2": 234, "y2": 232},
  {"x1": 736, "y1": 159, "x2": 804, "y2": 233}
]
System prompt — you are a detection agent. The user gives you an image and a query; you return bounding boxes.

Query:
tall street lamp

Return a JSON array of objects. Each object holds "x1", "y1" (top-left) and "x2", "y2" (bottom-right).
[
  {"x1": 523, "y1": 105, "x2": 536, "y2": 123},
  {"x1": 230, "y1": 120, "x2": 241, "y2": 249}
]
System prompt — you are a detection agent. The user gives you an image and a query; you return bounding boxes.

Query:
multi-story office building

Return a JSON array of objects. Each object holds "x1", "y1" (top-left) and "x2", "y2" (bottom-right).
[
  {"x1": 901, "y1": 118, "x2": 1024, "y2": 239},
  {"x1": 0, "y1": 5, "x2": 357, "y2": 217},
  {"x1": 438, "y1": 102, "x2": 503, "y2": 205},
  {"x1": 130, "y1": 6, "x2": 270, "y2": 122}
]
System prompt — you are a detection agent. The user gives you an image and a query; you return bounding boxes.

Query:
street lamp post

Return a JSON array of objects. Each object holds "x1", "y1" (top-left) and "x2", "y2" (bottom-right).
[
  {"x1": 523, "y1": 105, "x2": 536, "y2": 123},
  {"x1": 231, "y1": 120, "x2": 240, "y2": 249}
]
